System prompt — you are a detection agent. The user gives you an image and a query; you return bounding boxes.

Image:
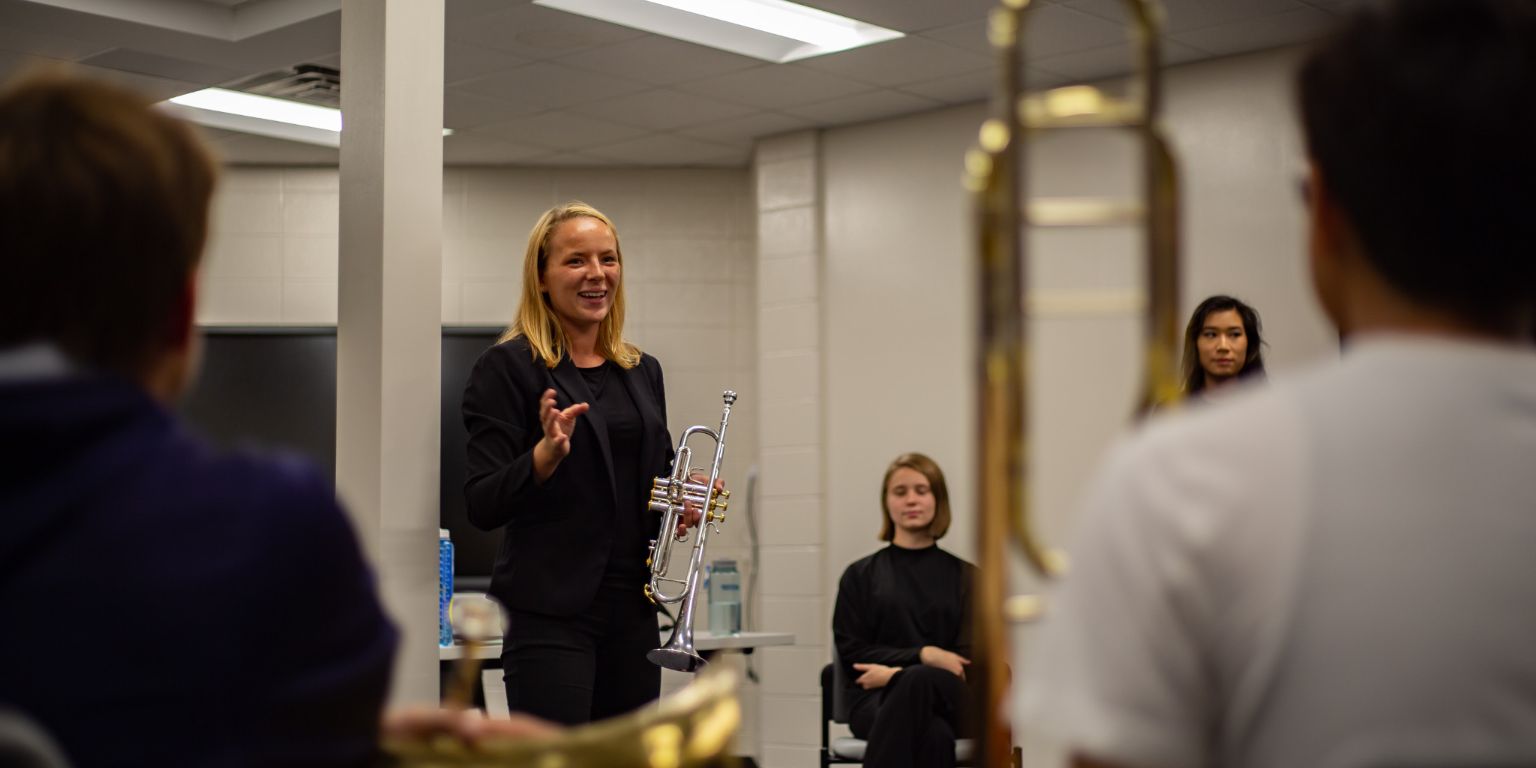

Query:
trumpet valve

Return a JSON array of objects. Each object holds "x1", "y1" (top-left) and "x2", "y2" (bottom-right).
[{"x1": 707, "y1": 509, "x2": 726, "y2": 525}]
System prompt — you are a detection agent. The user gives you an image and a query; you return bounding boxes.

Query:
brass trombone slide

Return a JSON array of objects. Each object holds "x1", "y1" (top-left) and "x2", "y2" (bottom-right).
[{"x1": 965, "y1": 1, "x2": 1184, "y2": 766}]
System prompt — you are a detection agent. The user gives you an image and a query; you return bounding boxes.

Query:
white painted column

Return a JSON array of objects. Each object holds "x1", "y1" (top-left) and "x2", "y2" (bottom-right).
[
  {"x1": 337, "y1": 0, "x2": 445, "y2": 706},
  {"x1": 752, "y1": 131, "x2": 827, "y2": 767}
]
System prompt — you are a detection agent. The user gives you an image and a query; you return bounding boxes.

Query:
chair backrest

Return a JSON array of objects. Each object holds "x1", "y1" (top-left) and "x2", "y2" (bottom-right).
[{"x1": 830, "y1": 644, "x2": 854, "y2": 723}]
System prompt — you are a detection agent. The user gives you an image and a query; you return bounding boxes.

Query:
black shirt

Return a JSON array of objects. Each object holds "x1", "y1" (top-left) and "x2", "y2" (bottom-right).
[
  {"x1": 832, "y1": 544, "x2": 975, "y2": 711},
  {"x1": 578, "y1": 360, "x2": 649, "y2": 583}
]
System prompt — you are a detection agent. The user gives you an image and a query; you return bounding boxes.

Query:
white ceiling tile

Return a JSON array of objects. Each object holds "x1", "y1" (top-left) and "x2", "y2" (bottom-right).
[
  {"x1": 444, "y1": 41, "x2": 531, "y2": 84},
  {"x1": 797, "y1": 35, "x2": 989, "y2": 89},
  {"x1": 1034, "y1": 38, "x2": 1208, "y2": 83},
  {"x1": 1061, "y1": 0, "x2": 1310, "y2": 34},
  {"x1": 1170, "y1": 7, "x2": 1340, "y2": 56},
  {"x1": 567, "y1": 88, "x2": 759, "y2": 131},
  {"x1": 444, "y1": 90, "x2": 544, "y2": 129},
  {"x1": 585, "y1": 133, "x2": 747, "y2": 166},
  {"x1": 447, "y1": 3, "x2": 647, "y2": 60},
  {"x1": 70, "y1": 62, "x2": 206, "y2": 101},
  {"x1": 794, "y1": 0, "x2": 997, "y2": 33},
  {"x1": 455, "y1": 61, "x2": 649, "y2": 112},
  {"x1": 676, "y1": 111, "x2": 813, "y2": 145},
  {"x1": 921, "y1": 5, "x2": 1143, "y2": 63},
  {"x1": 783, "y1": 88, "x2": 942, "y2": 126},
  {"x1": 895, "y1": 68, "x2": 993, "y2": 105},
  {"x1": 0, "y1": 24, "x2": 108, "y2": 60},
  {"x1": 79, "y1": 47, "x2": 246, "y2": 86},
  {"x1": 525, "y1": 151, "x2": 633, "y2": 166},
  {"x1": 444, "y1": 132, "x2": 552, "y2": 165},
  {"x1": 917, "y1": 19, "x2": 990, "y2": 57},
  {"x1": 1023, "y1": 5, "x2": 1137, "y2": 59},
  {"x1": 471, "y1": 110, "x2": 650, "y2": 150},
  {"x1": 674, "y1": 64, "x2": 872, "y2": 111},
  {"x1": 553, "y1": 35, "x2": 760, "y2": 87}
]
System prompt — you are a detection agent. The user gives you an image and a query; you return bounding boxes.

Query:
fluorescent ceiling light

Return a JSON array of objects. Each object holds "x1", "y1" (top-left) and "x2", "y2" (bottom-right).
[
  {"x1": 160, "y1": 88, "x2": 454, "y2": 147},
  {"x1": 534, "y1": 0, "x2": 903, "y2": 63},
  {"x1": 170, "y1": 88, "x2": 342, "y2": 132}
]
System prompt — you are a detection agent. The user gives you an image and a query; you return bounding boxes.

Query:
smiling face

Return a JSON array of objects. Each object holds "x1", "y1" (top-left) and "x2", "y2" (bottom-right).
[
  {"x1": 539, "y1": 216, "x2": 620, "y2": 335},
  {"x1": 1197, "y1": 308, "x2": 1249, "y2": 382},
  {"x1": 884, "y1": 466, "x2": 937, "y2": 536}
]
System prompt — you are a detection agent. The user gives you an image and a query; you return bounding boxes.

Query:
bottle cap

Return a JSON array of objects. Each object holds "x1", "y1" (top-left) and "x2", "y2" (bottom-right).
[{"x1": 439, "y1": 528, "x2": 450, "y2": 540}]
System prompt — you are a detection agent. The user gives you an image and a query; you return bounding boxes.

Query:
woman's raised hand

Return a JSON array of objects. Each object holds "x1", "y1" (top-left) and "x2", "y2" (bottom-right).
[{"x1": 532, "y1": 388, "x2": 588, "y2": 483}]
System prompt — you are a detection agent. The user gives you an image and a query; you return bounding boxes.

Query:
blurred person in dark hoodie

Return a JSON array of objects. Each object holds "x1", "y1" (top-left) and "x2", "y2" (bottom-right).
[{"x1": 0, "y1": 72, "x2": 397, "y2": 767}]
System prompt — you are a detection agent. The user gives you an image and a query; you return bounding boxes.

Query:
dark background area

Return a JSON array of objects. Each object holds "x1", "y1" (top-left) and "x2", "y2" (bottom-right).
[{"x1": 178, "y1": 327, "x2": 503, "y2": 588}]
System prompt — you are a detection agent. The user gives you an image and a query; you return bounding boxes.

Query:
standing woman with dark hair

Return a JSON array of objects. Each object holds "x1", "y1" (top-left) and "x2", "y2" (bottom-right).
[
  {"x1": 462, "y1": 201, "x2": 706, "y2": 725},
  {"x1": 1181, "y1": 294, "x2": 1268, "y2": 397},
  {"x1": 832, "y1": 452, "x2": 977, "y2": 768}
]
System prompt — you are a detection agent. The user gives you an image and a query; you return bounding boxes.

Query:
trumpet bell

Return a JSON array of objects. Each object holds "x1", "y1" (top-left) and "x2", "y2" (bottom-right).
[{"x1": 648, "y1": 646, "x2": 707, "y2": 673}]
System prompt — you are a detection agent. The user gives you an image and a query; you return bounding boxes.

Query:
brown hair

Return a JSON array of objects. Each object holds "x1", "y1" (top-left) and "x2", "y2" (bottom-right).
[
  {"x1": 500, "y1": 200, "x2": 640, "y2": 369},
  {"x1": 877, "y1": 452, "x2": 952, "y2": 542},
  {"x1": 0, "y1": 71, "x2": 217, "y2": 378}
]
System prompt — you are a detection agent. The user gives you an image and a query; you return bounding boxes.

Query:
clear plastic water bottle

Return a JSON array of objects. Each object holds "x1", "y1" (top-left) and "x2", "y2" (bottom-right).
[
  {"x1": 438, "y1": 528, "x2": 454, "y2": 647},
  {"x1": 707, "y1": 559, "x2": 741, "y2": 636}
]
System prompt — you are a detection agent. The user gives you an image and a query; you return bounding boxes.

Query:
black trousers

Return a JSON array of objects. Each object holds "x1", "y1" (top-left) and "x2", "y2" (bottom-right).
[
  {"x1": 501, "y1": 582, "x2": 661, "y2": 725},
  {"x1": 849, "y1": 665, "x2": 971, "y2": 768}
]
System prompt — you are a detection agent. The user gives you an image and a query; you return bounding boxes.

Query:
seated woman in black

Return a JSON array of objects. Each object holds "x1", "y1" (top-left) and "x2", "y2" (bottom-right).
[{"x1": 832, "y1": 452, "x2": 976, "y2": 768}]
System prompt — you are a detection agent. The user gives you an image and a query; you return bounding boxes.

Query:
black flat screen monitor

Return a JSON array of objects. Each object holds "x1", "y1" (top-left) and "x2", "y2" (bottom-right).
[{"x1": 178, "y1": 327, "x2": 502, "y2": 588}]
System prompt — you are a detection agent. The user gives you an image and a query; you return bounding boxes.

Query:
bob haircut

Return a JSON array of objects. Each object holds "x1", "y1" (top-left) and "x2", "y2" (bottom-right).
[
  {"x1": 1181, "y1": 294, "x2": 1267, "y2": 394},
  {"x1": 500, "y1": 200, "x2": 641, "y2": 369},
  {"x1": 878, "y1": 452, "x2": 952, "y2": 542},
  {"x1": 0, "y1": 71, "x2": 216, "y2": 378}
]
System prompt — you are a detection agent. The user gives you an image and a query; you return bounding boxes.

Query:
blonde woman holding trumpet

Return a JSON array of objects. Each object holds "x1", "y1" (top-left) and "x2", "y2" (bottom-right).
[{"x1": 462, "y1": 201, "x2": 710, "y2": 725}]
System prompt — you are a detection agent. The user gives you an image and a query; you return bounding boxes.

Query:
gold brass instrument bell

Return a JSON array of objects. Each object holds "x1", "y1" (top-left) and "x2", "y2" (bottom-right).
[
  {"x1": 966, "y1": 1, "x2": 1184, "y2": 766},
  {"x1": 384, "y1": 665, "x2": 744, "y2": 768},
  {"x1": 646, "y1": 391, "x2": 737, "y2": 672}
]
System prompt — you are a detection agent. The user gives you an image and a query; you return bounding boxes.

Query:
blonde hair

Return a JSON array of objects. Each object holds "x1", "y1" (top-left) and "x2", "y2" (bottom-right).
[
  {"x1": 500, "y1": 201, "x2": 640, "y2": 369},
  {"x1": 877, "y1": 452, "x2": 952, "y2": 542}
]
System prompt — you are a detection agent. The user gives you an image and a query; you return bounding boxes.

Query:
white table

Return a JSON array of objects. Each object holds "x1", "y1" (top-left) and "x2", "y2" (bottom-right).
[{"x1": 439, "y1": 630, "x2": 794, "y2": 661}]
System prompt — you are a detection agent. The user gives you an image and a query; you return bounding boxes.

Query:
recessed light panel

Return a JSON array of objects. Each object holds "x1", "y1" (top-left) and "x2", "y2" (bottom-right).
[{"x1": 534, "y1": 0, "x2": 903, "y2": 62}]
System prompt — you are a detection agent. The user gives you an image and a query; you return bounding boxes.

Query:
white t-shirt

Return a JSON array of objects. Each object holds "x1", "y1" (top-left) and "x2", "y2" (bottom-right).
[{"x1": 1020, "y1": 335, "x2": 1536, "y2": 768}]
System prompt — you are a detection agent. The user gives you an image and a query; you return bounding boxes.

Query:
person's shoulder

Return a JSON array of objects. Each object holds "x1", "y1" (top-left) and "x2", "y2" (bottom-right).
[
  {"x1": 188, "y1": 442, "x2": 344, "y2": 527},
  {"x1": 481, "y1": 335, "x2": 535, "y2": 367},
  {"x1": 934, "y1": 546, "x2": 975, "y2": 571},
  {"x1": 637, "y1": 349, "x2": 663, "y2": 374},
  {"x1": 840, "y1": 547, "x2": 886, "y2": 581}
]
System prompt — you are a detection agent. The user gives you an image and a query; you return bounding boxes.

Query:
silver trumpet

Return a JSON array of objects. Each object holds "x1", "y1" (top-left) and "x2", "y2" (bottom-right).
[{"x1": 644, "y1": 390, "x2": 737, "y2": 672}]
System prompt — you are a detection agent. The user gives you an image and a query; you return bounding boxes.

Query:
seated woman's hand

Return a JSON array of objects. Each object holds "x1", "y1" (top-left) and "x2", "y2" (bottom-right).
[
  {"x1": 852, "y1": 663, "x2": 901, "y2": 690},
  {"x1": 919, "y1": 646, "x2": 971, "y2": 680}
]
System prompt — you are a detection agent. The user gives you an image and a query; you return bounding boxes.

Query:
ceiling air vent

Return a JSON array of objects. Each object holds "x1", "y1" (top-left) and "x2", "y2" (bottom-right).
[{"x1": 225, "y1": 64, "x2": 340, "y2": 108}]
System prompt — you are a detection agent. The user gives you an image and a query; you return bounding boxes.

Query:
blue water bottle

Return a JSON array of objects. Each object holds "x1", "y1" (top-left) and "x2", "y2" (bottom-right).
[
  {"x1": 707, "y1": 559, "x2": 741, "y2": 635},
  {"x1": 438, "y1": 528, "x2": 454, "y2": 647}
]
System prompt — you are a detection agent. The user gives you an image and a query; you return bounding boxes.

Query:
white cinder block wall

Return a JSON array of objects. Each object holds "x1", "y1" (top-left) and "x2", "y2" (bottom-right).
[
  {"x1": 752, "y1": 131, "x2": 827, "y2": 767},
  {"x1": 198, "y1": 164, "x2": 765, "y2": 755}
]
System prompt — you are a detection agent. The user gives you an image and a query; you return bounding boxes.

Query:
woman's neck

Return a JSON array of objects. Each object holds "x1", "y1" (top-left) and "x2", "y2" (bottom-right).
[
  {"x1": 891, "y1": 529, "x2": 935, "y2": 550},
  {"x1": 564, "y1": 323, "x2": 602, "y2": 367}
]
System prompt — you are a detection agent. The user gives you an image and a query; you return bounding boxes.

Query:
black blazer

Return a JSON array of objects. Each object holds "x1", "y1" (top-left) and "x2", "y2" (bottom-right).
[{"x1": 462, "y1": 337, "x2": 674, "y2": 617}]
